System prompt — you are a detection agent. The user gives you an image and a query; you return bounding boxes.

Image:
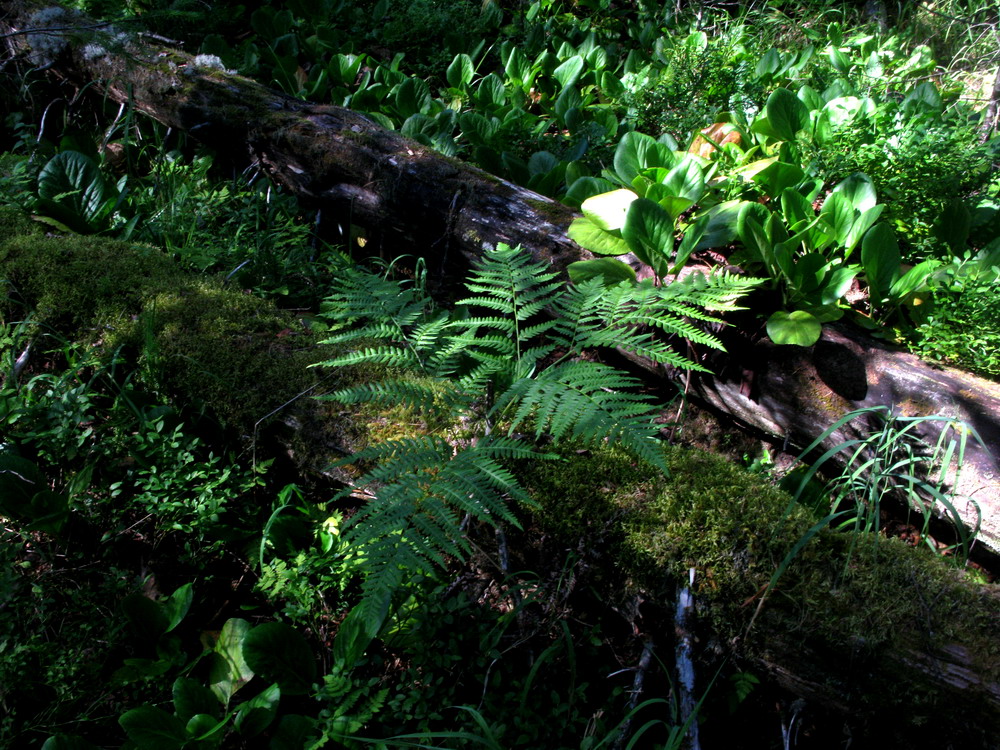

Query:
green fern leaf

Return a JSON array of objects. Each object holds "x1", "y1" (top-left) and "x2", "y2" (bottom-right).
[{"x1": 495, "y1": 361, "x2": 670, "y2": 475}]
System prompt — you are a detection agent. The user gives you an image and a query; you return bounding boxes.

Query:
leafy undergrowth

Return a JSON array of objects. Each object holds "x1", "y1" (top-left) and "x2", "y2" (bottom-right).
[{"x1": 2, "y1": 0, "x2": 1000, "y2": 746}]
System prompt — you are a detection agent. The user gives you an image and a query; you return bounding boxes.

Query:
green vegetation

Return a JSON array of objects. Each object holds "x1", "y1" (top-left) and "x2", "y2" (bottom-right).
[{"x1": 1, "y1": 0, "x2": 1000, "y2": 747}]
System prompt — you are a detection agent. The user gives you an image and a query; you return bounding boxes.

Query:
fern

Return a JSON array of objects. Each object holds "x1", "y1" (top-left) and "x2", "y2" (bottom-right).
[
  {"x1": 312, "y1": 244, "x2": 759, "y2": 621},
  {"x1": 331, "y1": 435, "x2": 541, "y2": 622},
  {"x1": 494, "y1": 361, "x2": 671, "y2": 475}
]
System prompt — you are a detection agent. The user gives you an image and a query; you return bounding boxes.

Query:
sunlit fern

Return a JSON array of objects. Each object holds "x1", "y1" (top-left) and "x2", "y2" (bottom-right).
[{"x1": 313, "y1": 244, "x2": 759, "y2": 622}]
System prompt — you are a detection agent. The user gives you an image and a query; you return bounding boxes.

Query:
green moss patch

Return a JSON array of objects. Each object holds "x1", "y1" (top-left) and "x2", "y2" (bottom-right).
[{"x1": 518, "y1": 442, "x2": 1000, "y2": 739}]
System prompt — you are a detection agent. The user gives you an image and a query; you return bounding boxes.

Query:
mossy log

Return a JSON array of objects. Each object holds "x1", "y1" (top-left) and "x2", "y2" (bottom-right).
[
  {"x1": 522, "y1": 444, "x2": 1000, "y2": 747},
  {"x1": 2, "y1": 210, "x2": 999, "y2": 745},
  {"x1": 3, "y1": 0, "x2": 1000, "y2": 557}
]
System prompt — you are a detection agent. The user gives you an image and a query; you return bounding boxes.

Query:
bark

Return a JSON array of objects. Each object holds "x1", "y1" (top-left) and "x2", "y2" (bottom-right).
[
  {"x1": 696, "y1": 320, "x2": 1000, "y2": 562},
  {"x1": 3, "y1": 0, "x2": 1000, "y2": 558}
]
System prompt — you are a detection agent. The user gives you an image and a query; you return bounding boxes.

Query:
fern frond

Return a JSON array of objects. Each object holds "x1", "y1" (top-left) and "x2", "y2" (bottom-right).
[
  {"x1": 662, "y1": 270, "x2": 763, "y2": 311},
  {"x1": 319, "y1": 266, "x2": 429, "y2": 331},
  {"x1": 457, "y1": 246, "x2": 561, "y2": 320},
  {"x1": 456, "y1": 244, "x2": 563, "y2": 368},
  {"x1": 312, "y1": 346, "x2": 425, "y2": 370},
  {"x1": 336, "y1": 435, "x2": 547, "y2": 613},
  {"x1": 316, "y1": 265, "x2": 446, "y2": 375},
  {"x1": 553, "y1": 274, "x2": 760, "y2": 367},
  {"x1": 494, "y1": 362, "x2": 670, "y2": 475},
  {"x1": 318, "y1": 379, "x2": 469, "y2": 415}
]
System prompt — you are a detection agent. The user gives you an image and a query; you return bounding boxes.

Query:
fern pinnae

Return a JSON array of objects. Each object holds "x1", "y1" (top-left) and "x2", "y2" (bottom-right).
[
  {"x1": 313, "y1": 345, "x2": 426, "y2": 371},
  {"x1": 495, "y1": 362, "x2": 670, "y2": 475}
]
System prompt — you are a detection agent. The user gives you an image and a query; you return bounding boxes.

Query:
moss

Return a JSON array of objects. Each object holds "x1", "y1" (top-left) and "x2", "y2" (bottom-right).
[
  {"x1": 518, "y1": 442, "x2": 1000, "y2": 738},
  {"x1": 0, "y1": 205, "x2": 41, "y2": 239},
  {"x1": 0, "y1": 232, "x2": 338, "y2": 435},
  {"x1": 126, "y1": 281, "x2": 322, "y2": 432},
  {"x1": 524, "y1": 197, "x2": 574, "y2": 225},
  {"x1": 0, "y1": 234, "x2": 177, "y2": 334}
]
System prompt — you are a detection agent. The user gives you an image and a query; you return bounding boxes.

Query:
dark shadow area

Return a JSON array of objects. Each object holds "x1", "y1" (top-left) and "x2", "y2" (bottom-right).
[{"x1": 813, "y1": 339, "x2": 868, "y2": 402}]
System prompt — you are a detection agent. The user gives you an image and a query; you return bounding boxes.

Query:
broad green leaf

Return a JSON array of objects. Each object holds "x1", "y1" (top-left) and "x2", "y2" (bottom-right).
[
  {"x1": 504, "y1": 46, "x2": 531, "y2": 86},
  {"x1": 186, "y1": 714, "x2": 229, "y2": 741},
  {"x1": 831, "y1": 173, "x2": 877, "y2": 213},
  {"x1": 901, "y1": 81, "x2": 942, "y2": 114},
  {"x1": 613, "y1": 132, "x2": 672, "y2": 184},
  {"x1": 580, "y1": 189, "x2": 638, "y2": 231},
  {"x1": 735, "y1": 156, "x2": 777, "y2": 181},
  {"x1": 663, "y1": 158, "x2": 705, "y2": 202},
  {"x1": 587, "y1": 46, "x2": 608, "y2": 71},
  {"x1": 394, "y1": 77, "x2": 432, "y2": 118},
  {"x1": 528, "y1": 150, "x2": 559, "y2": 177},
  {"x1": 475, "y1": 73, "x2": 506, "y2": 108},
  {"x1": 889, "y1": 259, "x2": 939, "y2": 300},
  {"x1": 797, "y1": 84, "x2": 824, "y2": 111},
  {"x1": 767, "y1": 310, "x2": 822, "y2": 346},
  {"x1": 764, "y1": 211, "x2": 790, "y2": 247},
  {"x1": 161, "y1": 583, "x2": 193, "y2": 634},
  {"x1": 781, "y1": 188, "x2": 814, "y2": 229},
  {"x1": 567, "y1": 217, "x2": 631, "y2": 256},
  {"x1": 819, "y1": 265, "x2": 858, "y2": 305},
  {"x1": 932, "y1": 199, "x2": 971, "y2": 255},
  {"x1": 119, "y1": 706, "x2": 186, "y2": 750},
  {"x1": 37, "y1": 151, "x2": 114, "y2": 232},
  {"x1": 209, "y1": 618, "x2": 254, "y2": 704},
  {"x1": 332, "y1": 54, "x2": 363, "y2": 86},
  {"x1": 828, "y1": 46, "x2": 850, "y2": 74},
  {"x1": 820, "y1": 192, "x2": 855, "y2": 246},
  {"x1": 773, "y1": 245, "x2": 797, "y2": 286},
  {"x1": 861, "y1": 222, "x2": 900, "y2": 303},
  {"x1": 332, "y1": 596, "x2": 389, "y2": 668},
  {"x1": 554, "y1": 85, "x2": 581, "y2": 121},
  {"x1": 755, "y1": 48, "x2": 782, "y2": 80},
  {"x1": 564, "y1": 176, "x2": 616, "y2": 207},
  {"x1": 736, "y1": 202, "x2": 772, "y2": 266},
  {"x1": 567, "y1": 258, "x2": 637, "y2": 286},
  {"x1": 121, "y1": 593, "x2": 170, "y2": 641},
  {"x1": 657, "y1": 195, "x2": 694, "y2": 222},
  {"x1": 553, "y1": 55, "x2": 585, "y2": 89},
  {"x1": 234, "y1": 683, "x2": 281, "y2": 736},
  {"x1": 752, "y1": 160, "x2": 804, "y2": 199},
  {"x1": 843, "y1": 204, "x2": 883, "y2": 253},
  {"x1": 765, "y1": 88, "x2": 810, "y2": 141},
  {"x1": 173, "y1": 677, "x2": 219, "y2": 723},
  {"x1": 690, "y1": 200, "x2": 743, "y2": 252},
  {"x1": 459, "y1": 112, "x2": 499, "y2": 144},
  {"x1": 41, "y1": 736, "x2": 99, "y2": 750},
  {"x1": 622, "y1": 198, "x2": 674, "y2": 273},
  {"x1": 446, "y1": 53, "x2": 474, "y2": 90},
  {"x1": 242, "y1": 622, "x2": 317, "y2": 695},
  {"x1": 823, "y1": 96, "x2": 862, "y2": 128}
]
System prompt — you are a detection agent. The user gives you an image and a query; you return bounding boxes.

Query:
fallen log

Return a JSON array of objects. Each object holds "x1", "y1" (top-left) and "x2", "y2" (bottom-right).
[
  {"x1": 3, "y1": 0, "x2": 1000, "y2": 557},
  {"x1": 3, "y1": 213, "x2": 999, "y2": 746}
]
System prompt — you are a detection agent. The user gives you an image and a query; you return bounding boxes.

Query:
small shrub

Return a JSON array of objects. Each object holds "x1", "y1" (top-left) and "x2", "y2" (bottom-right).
[{"x1": 912, "y1": 273, "x2": 1000, "y2": 379}]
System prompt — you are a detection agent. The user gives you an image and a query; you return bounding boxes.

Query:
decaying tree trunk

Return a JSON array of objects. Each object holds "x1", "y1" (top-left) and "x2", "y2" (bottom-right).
[{"x1": 3, "y1": 0, "x2": 1000, "y2": 559}]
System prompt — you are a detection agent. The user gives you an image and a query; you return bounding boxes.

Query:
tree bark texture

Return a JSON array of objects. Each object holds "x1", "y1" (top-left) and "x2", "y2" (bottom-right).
[{"x1": 3, "y1": 0, "x2": 1000, "y2": 557}]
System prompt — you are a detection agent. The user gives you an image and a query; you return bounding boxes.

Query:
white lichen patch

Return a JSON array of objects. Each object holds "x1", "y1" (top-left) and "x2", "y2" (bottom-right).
[
  {"x1": 25, "y1": 7, "x2": 132, "y2": 67},
  {"x1": 184, "y1": 54, "x2": 235, "y2": 76},
  {"x1": 25, "y1": 6, "x2": 82, "y2": 66}
]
